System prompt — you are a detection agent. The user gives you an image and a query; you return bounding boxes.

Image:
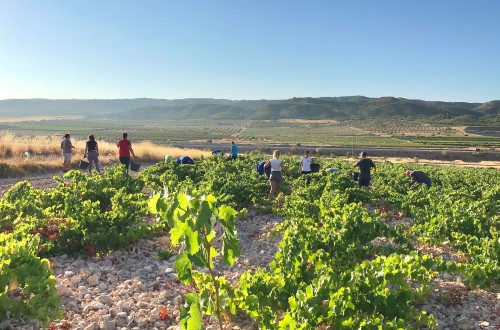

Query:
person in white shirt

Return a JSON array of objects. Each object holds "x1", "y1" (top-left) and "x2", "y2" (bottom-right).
[
  {"x1": 264, "y1": 150, "x2": 286, "y2": 201},
  {"x1": 299, "y1": 150, "x2": 312, "y2": 175}
]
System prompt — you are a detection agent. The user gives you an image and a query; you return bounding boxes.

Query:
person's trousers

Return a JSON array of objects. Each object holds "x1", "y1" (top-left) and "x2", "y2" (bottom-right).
[
  {"x1": 119, "y1": 156, "x2": 130, "y2": 170},
  {"x1": 87, "y1": 150, "x2": 100, "y2": 173}
]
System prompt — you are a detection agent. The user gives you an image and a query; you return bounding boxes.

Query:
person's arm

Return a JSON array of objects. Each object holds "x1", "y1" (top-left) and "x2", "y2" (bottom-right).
[
  {"x1": 299, "y1": 158, "x2": 302, "y2": 173},
  {"x1": 130, "y1": 144, "x2": 136, "y2": 157},
  {"x1": 95, "y1": 143, "x2": 99, "y2": 154},
  {"x1": 264, "y1": 160, "x2": 271, "y2": 168},
  {"x1": 409, "y1": 174, "x2": 416, "y2": 186},
  {"x1": 372, "y1": 161, "x2": 377, "y2": 173},
  {"x1": 84, "y1": 143, "x2": 88, "y2": 158}
]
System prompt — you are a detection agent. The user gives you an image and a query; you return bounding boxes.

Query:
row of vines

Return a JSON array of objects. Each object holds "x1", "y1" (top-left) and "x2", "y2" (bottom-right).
[{"x1": 0, "y1": 155, "x2": 498, "y2": 329}]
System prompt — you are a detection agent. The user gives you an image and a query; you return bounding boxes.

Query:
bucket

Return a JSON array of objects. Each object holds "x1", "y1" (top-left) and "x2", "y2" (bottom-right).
[
  {"x1": 130, "y1": 162, "x2": 141, "y2": 172},
  {"x1": 79, "y1": 160, "x2": 89, "y2": 169},
  {"x1": 352, "y1": 172, "x2": 359, "y2": 181},
  {"x1": 310, "y1": 163, "x2": 320, "y2": 173}
]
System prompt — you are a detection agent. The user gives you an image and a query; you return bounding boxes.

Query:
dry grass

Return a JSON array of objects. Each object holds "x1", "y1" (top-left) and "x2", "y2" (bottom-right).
[
  {"x1": 0, "y1": 132, "x2": 212, "y2": 177},
  {"x1": 0, "y1": 115, "x2": 83, "y2": 123}
]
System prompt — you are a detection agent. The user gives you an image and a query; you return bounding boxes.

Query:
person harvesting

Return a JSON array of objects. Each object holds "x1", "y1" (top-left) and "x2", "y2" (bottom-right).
[
  {"x1": 229, "y1": 141, "x2": 238, "y2": 160},
  {"x1": 299, "y1": 150, "x2": 312, "y2": 175},
  {"x1": 117, "y1": 133, "x2": 136, "y2": 171},
  {"x1": 60, "y1": 133, "x2": 75, "y2": 172},
  {"x1": 354, "y1": 151, "x2": 376, "y2": 192},
  {"x1": 406, "y1": 169, "x2": 432, "y2": 188},
  {"x1": 84, "y1": 134, "x2": 101, "y2": 174},
  {"x1": 265, "y1": 150, "x2": 286, "y2": 202}
]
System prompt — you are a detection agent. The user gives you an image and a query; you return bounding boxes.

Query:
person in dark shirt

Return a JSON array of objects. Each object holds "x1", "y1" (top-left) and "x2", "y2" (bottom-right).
[
  {"x1": 177, "y1": 156, "x2": 194, "y2": 164},
  {"x1": 84, "y1": 134, "x2": 101, "y2": 174},
  {"x1": 354, "y1": 151, "x2": 376, "y2": 192},
  {"x1": 406, "y1": 170, "x2": 432, "y2": 188}
]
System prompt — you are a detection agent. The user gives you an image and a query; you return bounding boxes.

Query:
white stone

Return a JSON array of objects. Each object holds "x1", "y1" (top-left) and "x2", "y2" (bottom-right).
[
  {"x1": 87, "y1": 275, "x2": 99, "y2": 286},
  {"x1": 83, "y1": 322, "x2": 98, "y2": 330},
  {"x1": 99, "y1": 295, "x2": 113, "y2": 305},
  {"x1": 89, "y1": 302, "x2": 104, "y2": 310},
  {"x1": 173, "y1": 295, "x2": 183, "y2": 305},
  {"x1": 117, "y1": 312, "x2": 128, "y2": 318}
]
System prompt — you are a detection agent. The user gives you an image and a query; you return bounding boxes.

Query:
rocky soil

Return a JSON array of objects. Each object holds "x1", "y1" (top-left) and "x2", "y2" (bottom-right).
[{"x1": 0, "y1": 174, "x2": 498, "y2": 330}]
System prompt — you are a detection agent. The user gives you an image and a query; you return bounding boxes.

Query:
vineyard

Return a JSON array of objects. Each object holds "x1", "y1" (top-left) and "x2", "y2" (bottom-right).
[{"x1": 0, "y1": 156, "x2": 498, "y2": 329}]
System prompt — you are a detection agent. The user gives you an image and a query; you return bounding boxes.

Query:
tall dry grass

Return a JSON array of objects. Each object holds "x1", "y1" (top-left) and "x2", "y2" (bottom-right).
[{"x1": 0, "y1": 132, "x2": 212, "y2": 177}]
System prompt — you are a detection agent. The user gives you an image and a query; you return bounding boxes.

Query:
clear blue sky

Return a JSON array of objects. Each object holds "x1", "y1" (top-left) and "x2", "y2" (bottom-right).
[{"x1": 1, "y1": 0, "x2": 499, "y2": 102}]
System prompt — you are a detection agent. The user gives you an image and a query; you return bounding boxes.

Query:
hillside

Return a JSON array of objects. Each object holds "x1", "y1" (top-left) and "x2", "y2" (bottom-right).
[{"x1": 0, "y1": 97, "x2": 498, "y2": 124}]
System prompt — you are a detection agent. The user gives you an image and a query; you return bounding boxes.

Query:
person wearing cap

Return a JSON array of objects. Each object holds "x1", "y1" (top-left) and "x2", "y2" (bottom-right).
[
  {"x1": 60, "y1": 133, "x2": 75, "y2": 172},
  {"x1": 354, "y1": 151, "x2": 376, "y2": 192},
  {"x1": 299, "y1": 150, "x2": 313, "y2": 175},
  {"x1": 406, "y1": 170, "x2": 432, "y2": 188}
]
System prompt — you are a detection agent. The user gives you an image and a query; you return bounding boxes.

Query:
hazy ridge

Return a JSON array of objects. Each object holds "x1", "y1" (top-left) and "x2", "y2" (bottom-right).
[{"x1": 0, "y1": 97, "x2": 498, "y2": 123}]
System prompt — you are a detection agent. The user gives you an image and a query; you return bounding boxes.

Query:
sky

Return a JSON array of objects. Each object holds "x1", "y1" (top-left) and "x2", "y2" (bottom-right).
[{"x1": 0, "y1": 0, "x2": 499, "y2": 102}]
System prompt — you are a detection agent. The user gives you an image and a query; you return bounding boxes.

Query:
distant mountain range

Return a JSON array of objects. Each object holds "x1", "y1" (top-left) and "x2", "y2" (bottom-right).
[{"x1": 0, "y1": 97, "x2": 498, "y2": 123}]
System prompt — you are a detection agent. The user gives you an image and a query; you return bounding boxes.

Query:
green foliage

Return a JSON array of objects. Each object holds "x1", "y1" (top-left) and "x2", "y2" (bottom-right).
[
  {"x1": 1, "y1": 166, "x2": 150, "y2": 256},
  {"x1": 150, "y1": 189, "x2": 240, "y2": 330},
  {"x1": 139, "y1": 156, "x2": 269, "y2": 210},
  {"x1": 0, "y1": 233, "x2": 62, "y2": 325}
]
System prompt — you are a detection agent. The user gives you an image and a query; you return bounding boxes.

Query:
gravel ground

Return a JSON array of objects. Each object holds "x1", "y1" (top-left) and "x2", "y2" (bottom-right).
[{"x1": 0, "y1": 174, "x2": 498, "y2": 330}]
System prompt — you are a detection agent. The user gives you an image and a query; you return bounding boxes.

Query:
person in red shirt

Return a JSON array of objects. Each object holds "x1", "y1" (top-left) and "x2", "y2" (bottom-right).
[{"x1": 117, "y1": 133, "x2": 136, "y2": 170}]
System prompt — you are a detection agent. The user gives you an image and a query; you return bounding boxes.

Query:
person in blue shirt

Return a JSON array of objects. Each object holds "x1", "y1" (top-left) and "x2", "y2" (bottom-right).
[
  {"x1": 230, "y1": 141, "x2": 238, "y2": 160},
  {"x1": 253, "y1": 160, "x2": 271, "y2": 178},
  {"x1": 177, "y1": 156, "x2": 194, "y2": 164}
]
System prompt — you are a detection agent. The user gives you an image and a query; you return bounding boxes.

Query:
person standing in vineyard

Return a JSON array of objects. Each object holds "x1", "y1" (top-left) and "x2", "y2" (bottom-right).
[
  {"x1": 84, "y1": 134, "x2": 101, "y2": 174},
  {"x1": 406, "y1": 169, "x2": 432, "y2": 188},
  {"x1": 354, "y1": 151, "x2": 376, "y2": 192},
  {"x1": 299, "y1": 150, "x2": 312, "y2": 175},
  {"x1": 265, "y1": 150, "x2": 286, "y2": 201},
  {"x1": 117, "y1": 133, "x2": 136, "y2": 171},
  {"x1": 229, "y1": 141, "x2": 238, "y2": 160},
  {"x1": 60, "y1": 133, "x2": 75, "y2": 172}
]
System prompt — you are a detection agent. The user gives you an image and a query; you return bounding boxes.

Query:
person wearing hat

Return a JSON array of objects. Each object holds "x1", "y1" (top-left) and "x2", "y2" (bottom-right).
[
  {"x1": 60, "y1": 133, "x2": 75, "y2": 172},
  {"x1": 406, "y1": 169, "x2": 432, "y2": 188},
  {"x1": 354, "y1": 151, "x2": 376, "y2": 192}
]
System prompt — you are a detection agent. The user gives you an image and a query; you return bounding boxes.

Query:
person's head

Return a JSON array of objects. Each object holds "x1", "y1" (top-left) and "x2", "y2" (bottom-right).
[
  {"x1": 360, "y1": 151, "x2": 367, "y2": 158},
  {"x1": 272, "y1": 150, "x2": 280, "y2": 159},
  {"x1": 405, "y1": 170, "x2": 412, "y2": 176},
  {"x1": 64, "y1": 133, "x2": 70, "y2": 139},
  {"x1": 232, "y1": 141, "x2": 234, "y2": 145},
  {"x1": 123, "y1": 133, "x2": 128, "y2": 139},
  {"x1": 88, "y1": 134, "x2": 95, "y2": 141},
  {"x1": 304, "y1": 150, "x2": 310, "y2": 157}
]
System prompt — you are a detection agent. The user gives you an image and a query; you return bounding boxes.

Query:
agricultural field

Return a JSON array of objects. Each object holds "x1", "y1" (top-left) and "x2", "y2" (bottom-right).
[
  {"x1": 0, "y1": 117, "x2": 498, "y2": 149},
  {"x1": 0, "y1": 156, "x2": 498, "y2": 329}
]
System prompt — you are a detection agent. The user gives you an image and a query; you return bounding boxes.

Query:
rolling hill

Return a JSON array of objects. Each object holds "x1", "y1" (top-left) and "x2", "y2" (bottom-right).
[{"x1": 0, "y1": 97, "x2": 498, "y2": 124}]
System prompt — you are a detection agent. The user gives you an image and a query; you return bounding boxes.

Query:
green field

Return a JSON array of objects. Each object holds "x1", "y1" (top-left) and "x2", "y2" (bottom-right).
[{"x1": 1, "y1": 117, "x2": 498, "y2": 149}]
